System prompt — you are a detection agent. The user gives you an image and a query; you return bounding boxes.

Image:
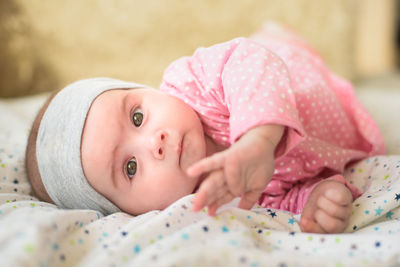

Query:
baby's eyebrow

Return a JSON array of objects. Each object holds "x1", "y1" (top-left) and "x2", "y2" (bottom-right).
[{"x1": 122, "y1": 92, "x2": 130, "y2": 115}]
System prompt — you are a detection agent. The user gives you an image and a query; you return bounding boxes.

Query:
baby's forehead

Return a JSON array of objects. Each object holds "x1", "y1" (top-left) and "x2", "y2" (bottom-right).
[{"x1": 83, "y1": 88, "x2": 142, "y2": 131}]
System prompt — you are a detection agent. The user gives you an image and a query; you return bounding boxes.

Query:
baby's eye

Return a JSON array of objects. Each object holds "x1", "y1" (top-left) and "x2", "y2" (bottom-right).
[
  {"x1": 126, "y1": 158, "x2": 137, "y2": 178},
  {"x1": 132, "y1": 108, "x2": 143, "y2": 127}
]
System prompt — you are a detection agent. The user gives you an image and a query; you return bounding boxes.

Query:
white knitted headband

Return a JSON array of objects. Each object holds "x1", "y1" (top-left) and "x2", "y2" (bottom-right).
[{"x1": 36, "y1": 77, "x2": 146, "y2": 215}]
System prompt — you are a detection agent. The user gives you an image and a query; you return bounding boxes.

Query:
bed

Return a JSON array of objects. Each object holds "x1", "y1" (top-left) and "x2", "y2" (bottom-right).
[{"x1": 1, "y1": 76, "x2": 400, "y2": 267}]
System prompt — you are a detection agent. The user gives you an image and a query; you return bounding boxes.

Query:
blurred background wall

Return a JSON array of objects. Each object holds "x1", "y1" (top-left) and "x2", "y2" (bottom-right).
[{"x1": 0, "y1": 0, "x2": 398, "y2": 97}]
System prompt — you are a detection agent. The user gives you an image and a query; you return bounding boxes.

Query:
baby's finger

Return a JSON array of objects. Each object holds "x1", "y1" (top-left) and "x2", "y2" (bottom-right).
[
  {"x1": 192, "y1": 170, "x2": 225, "y2": 212},
  {"x1": 207, "y1": 192, "x2": 235, "y2": 216},
  {"x1": 199, "y1": 175, "x2": 228, "y2": 209},
  {"x1": 224, "y1": 157, "x2": 245, "y2": 196},
  {"x1": 325, "y1": 187, "x2": 353, "y2": 206},
  {"x1": 207, "y1": 203, "x2": 219, "y2": 216},
  {"x1": 192, "y1": 190, "x2": 207, "y2": 212},
  {"x1": 211, "y1": 184, "x2": 229, "y2": 204},
  {"x1": 238, "y1": 190, "x2": 263, "y2": 210},
  {"x1": 300, "y1": 217, "x2": 326, "y2": 233},
  {"x1": 315, "y1": 209, "x2": 346, "y2": 233},
  {"x1": 186, "y1": 152, "x2": 226, "y2": 178},
  {"x1": 317, "y1": 195, "x2": 352, "y2": 220}
]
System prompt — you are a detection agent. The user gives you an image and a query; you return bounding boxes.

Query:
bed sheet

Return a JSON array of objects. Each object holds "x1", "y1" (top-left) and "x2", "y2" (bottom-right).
[{"x1": 0, "y1": 94, "x2": 399, "y2": 267}]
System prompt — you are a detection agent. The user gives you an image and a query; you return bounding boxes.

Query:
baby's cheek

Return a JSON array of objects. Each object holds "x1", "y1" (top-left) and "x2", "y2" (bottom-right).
[{"x1": 164, "y1": 177, "x2": 194, "y2": 202}]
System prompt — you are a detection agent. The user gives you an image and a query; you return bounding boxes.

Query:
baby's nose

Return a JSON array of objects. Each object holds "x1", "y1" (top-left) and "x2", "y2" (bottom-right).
[{"x1": 150, "y1": 130, "x2": 167, "y2": 160}]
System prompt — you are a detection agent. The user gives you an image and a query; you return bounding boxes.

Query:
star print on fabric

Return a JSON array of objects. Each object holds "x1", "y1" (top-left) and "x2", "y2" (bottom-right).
[
  {"x1": 374, "y1": 206, "x2": 383, "y2": 216},
  {"x1": 269, "y1": 211, "x2": 277, "y2": 218},
  {"x1": 288, "y1": 218, "x2": 295, "y2": 225},
  {"x1": 386, "y1": 211, "x2": 394, "y2": 219},
  {"x1": 134, "y1": 245, "x2": 141, "y2": 254},
  {"x1": 395, "y1": 193, "x2": 400, "y2": 201}
]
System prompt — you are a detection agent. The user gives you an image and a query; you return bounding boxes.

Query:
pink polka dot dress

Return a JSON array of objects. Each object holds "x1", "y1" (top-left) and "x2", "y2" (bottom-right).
[{"x1": 160, "y1": 31, "x2": 385, "y2": 214}]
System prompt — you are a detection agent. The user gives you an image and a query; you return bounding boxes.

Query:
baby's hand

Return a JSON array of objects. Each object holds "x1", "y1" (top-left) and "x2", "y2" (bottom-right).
[{"x1": 187, "y1": 124, "x2": 284, "y2": 216}]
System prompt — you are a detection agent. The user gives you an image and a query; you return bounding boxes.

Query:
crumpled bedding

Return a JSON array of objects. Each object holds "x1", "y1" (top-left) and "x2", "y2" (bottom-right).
[{"x1": 0, "y1": 94, "x2": 399, "y2": 267}]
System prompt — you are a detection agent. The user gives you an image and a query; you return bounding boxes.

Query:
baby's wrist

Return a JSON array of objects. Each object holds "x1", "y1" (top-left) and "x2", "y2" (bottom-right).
[{"x1": 244, "y1": 124, "x2": 284, "y2": 150}]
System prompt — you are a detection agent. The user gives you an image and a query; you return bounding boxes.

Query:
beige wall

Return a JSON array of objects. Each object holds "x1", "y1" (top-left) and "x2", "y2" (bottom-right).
[
  {"x1": 355, "y1": 0, "x2": 397, "y2": 77},
  {"x1": 0, "y1": 0, "x2": 396, "y2": 97}
]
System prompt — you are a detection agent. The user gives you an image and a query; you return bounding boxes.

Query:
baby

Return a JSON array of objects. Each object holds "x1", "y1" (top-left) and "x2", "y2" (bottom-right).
[{"x1": 26, "y1": 24, "x2": 385, "y2": 234}]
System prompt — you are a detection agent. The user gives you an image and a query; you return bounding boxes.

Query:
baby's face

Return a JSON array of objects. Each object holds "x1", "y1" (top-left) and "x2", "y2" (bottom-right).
[{"x1": 81, "y1": 88, "x2": 206, "y2": 215}]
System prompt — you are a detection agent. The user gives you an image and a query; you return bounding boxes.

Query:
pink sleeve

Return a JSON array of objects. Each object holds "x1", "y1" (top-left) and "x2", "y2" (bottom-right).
[{"x1": 222, "y1": 38, "x2": 305, "y2": 155}]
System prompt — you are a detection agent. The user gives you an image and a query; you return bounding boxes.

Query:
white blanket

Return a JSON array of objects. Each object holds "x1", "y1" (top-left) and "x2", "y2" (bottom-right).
[{"x1": 0, "y1": 93, "x2": 399, "y2": 267}]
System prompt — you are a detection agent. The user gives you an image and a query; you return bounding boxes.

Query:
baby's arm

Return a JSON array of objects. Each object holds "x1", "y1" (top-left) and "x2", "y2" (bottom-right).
[{"x1": 187, "y1": 124, "x2": 284, "y2": 215}]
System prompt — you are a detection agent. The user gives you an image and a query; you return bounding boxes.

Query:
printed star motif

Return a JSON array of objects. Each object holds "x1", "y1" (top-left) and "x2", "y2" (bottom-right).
[
  {"x1": 221, "y1": 226, "x2": 229, "y2": 232},
  {"x1": 134, "y1": 245, "x2": 141, "y2": 254},
  {"x1": 385, "y1": 211, "x2": 394, "y2": 219},
  {"x1": 288, "y1": 218, "x2": 295, "y2": 225},
  {"x1": 375, "y1": 206, "x2": 383, "y2": 216},
  {"x1": 269, "y1": 211, "x2": 277, "y2": 218},
  {"x1": 395, "y1": 193, "x2": 400, "y2": 201}
]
